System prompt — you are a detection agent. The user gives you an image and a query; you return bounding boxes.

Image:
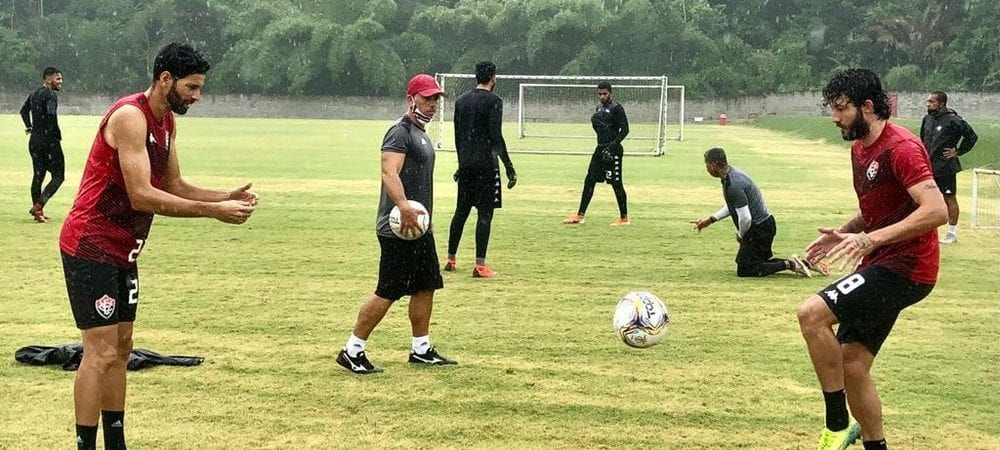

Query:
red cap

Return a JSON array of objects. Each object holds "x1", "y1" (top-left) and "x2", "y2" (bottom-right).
[{"x1": 407, "y1": 74, "x2": 445, "y2": 98}]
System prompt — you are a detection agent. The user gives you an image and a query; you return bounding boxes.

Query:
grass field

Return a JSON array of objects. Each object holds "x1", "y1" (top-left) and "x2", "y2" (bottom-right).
[
  {"x1": 0, "y1": 114, "x2": 997, "y2": 449},
  {"x1": 753, "y1": 115, "x2": 1000, "y2": 170}
]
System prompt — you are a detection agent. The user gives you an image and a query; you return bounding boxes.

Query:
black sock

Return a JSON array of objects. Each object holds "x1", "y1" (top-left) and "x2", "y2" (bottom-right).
[
  {"x1": 101, "y1": 410, "x2": 127, "y2": 450},
  {"x1": 823, "y1": 389, "x2": 849, "y2": 431},
  {"x1": 863, "y1": 439, "x2": 888, "y2": 450},
  {"x1": 76, "y1": 424, "x2": 97, "y2": 450}
]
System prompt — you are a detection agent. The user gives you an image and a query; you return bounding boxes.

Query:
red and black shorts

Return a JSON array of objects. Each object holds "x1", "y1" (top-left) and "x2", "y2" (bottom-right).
[
  {"x1": 62, "y1": 251, "x2": 139, "y2": 330},
  {"x1": 375, "y1": 234, "x2": 443, "y2": 301},
  {"x1": 817, "y1": 265, "x2": 933, "y2": 356}
]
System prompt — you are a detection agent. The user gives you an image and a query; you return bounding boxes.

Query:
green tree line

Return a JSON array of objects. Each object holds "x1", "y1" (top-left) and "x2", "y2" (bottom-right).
[{"x1": 2, "y1": 0, "x2": 998, "y2": 98}]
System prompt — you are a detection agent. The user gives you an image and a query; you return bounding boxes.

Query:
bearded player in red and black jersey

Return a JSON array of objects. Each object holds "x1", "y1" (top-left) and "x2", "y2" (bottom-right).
[
  {"x1": 796, "y1": 69, "x2": 947, "y2": 450},
  {"x1": 60, "y1": 43, "x2": 258, "y2": 450}
]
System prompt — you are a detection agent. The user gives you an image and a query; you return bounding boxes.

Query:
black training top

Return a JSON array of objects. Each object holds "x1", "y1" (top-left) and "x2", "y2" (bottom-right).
[
  {"x1": 20, "y1": 86, "x2": 61, "y2": 140},
  {"x1": 453, "y1": 88, "x2": 512, "y2": 170},
  {"x1": 591, "y1": 100, "x2": 628, "y2": 146}
]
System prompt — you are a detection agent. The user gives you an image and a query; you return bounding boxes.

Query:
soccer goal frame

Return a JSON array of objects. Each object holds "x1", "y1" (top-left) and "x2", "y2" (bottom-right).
[
  {"x1": 434, "y1": 74, "x2": 683, "y2": 156},
  {"x1": 971, "y1": 168, "x2": 1000, "y2": 229}
]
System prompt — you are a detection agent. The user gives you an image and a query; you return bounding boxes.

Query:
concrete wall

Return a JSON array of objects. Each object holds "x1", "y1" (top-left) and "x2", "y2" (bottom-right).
[{"x1": 3, "y1": 91, "x2": 998, "y2": 121}]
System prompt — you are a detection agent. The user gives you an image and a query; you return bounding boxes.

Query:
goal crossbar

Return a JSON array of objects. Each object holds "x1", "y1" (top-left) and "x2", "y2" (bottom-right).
[{"x1": 434, "y1": 73, "x2": 676, "y2": 156}]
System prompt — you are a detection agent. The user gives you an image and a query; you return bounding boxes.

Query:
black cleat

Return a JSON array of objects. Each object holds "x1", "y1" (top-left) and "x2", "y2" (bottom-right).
[
  {"x1": 336, "y1": 349, "x2": 383, "y2": 374},
  {"x1": 408, "y1": 347, "x2": 458, "y2": 366}
]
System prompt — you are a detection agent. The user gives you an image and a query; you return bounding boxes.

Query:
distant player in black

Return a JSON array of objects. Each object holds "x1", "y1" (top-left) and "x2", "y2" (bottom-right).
[
  {"x1": 445, "y1": 61, "x2": 516, "y2": 278},
  {"x1": 920, "y1": 90, "x2": 978, "y2": 244},
  {"x1": 563, "y1": 81, "x2": 630, "y2": 226},
  {"x1": 20, "y1": 67, "x2": 65, "y2": 223}
]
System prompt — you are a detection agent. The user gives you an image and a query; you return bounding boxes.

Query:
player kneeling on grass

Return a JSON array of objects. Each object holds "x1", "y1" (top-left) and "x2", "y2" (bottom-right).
[
  {"x1": 337, "y1": 74, "x2": 457, "y2": 375},
  {"x1": 690, "y1": 147, "x2": 822, "y2": 278}
]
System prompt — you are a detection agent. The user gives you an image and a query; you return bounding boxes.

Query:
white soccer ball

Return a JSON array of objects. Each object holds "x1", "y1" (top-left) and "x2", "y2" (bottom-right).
[
  {"x1": 389, "y1": 200, "x2": 429, "y2": 240},
  {"x1": 612, "y1": 291, "x2": 670, "y2": 348}
]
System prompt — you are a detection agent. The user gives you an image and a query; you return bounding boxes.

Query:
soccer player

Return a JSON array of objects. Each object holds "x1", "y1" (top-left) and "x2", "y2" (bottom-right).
[
  {"x1": 920, "y1": 90, "x2": 978, "y2": 244},
  {"x1": 337, "y1": 74, "x2": 457, "y2": 374},
  {"x1": 690, "y1": 147, "x2": 815, "y2": 278},
  {"x1": 20, "y1": 67, "x2": 65, "y2": 223},
  {"x1": 445, "y1": 61, "x2": 516, "y2": 278},
  {"x1": 798, "y1": 69, "x2": 946, "y2": 450},
  {"x1": 563, "y1": 81, "x2": 630, "y2": 226},
  {"x1": 60, "y1": 43, "x2": 258, "y2": 450}
]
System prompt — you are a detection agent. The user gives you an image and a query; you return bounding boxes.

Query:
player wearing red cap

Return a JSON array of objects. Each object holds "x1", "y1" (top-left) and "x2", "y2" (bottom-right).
[{"x1": 336, "y1": 74, "x2": 457, "y2": 374}]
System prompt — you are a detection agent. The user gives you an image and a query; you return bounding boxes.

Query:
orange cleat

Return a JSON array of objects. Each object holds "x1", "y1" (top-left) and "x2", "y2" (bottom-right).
[
  {"x1": 562, "y1": 214, "x2": 585, "y2": 224},
  {"x1": 610, "y1": 217, "x2": 631, "y2": 226},
  {"x1": 472, "y1": 264, "x2": 497, "y2": 278},
  {"x1": 443, "y1": 259, "x2": 457, "y2": 272}
]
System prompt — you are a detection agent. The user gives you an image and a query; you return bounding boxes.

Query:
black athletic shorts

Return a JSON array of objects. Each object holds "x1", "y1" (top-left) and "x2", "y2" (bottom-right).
[
  {"x1": 817, "y1": 265, "x2": 934, "y2": 356},
  {"x1": 735, "y1": 216, "x2": 777, "y2": 268},
  {"x1": 375, "y1": 234, "x2": 443, "y2": 301},
  {"x1": 457, "y1": 166, "x2": 502, "y2": 209},
  {"x1": 62, "y1": 252, "x2": 139, "y2": 330},
  {"x1": 934, "y1": 174, "x2": 957, "y2": 196},
  {"x1": 29, "y1": 137, "x2": 64, "y2": 174},
  {"x1": 587, "y1": 143, "x2": 623, "y2": 184}
]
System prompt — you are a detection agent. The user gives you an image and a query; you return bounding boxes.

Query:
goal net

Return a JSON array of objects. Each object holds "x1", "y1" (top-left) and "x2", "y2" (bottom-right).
[
  {"x1": 971, "y1": 168, "x2": 1000, "y2": 229},
  {"x1": 433, "y1": 74, "x2": 684, "y2": 156}
]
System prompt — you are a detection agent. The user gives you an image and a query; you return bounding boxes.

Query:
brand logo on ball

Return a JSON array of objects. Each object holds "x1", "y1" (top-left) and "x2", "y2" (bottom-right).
[{"x1": 95, "y1": 295, "x2": 116, "y2": 320}]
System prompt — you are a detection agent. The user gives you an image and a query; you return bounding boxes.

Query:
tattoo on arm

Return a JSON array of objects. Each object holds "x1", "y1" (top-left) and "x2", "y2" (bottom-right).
[{"x1": 923, "y1": 182, "x2": 938, "y2": 190}]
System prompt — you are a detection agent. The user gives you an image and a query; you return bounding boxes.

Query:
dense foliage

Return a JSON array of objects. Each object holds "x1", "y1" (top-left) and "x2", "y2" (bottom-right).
[{"x1": 3, "y1": 0, "x2": 998, "y2": 97}]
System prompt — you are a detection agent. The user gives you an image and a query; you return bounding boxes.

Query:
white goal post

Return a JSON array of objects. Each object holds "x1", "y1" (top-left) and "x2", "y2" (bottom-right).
[
  {"x1": 971, "y1": 168, "x2": 1000, "y2": 229},
  {"x1": 433, "y1": 74, "x2": 684, "y2": 156}
]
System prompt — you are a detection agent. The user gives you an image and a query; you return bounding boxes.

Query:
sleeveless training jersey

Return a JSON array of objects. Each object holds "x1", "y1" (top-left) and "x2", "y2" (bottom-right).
[
  {"x1": 60, "y1": 92, "x2": 175, "y2": 268},
  {"x1": 852, "y1": 122, "x2": 939, "y2": 284}
]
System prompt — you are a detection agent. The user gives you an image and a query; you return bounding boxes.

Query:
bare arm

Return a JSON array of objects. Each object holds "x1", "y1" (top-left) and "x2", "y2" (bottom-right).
[
  {"x1": 382, "y1": 151, "x2": 425, "y2": 234},
  {"x1": 826, "y1": 180, "x2": 947, "y2": 269},
  {"x1": 108, "y1": 105, "x2": 253, "y2": 223},
  {"x1": 838, "y1": 212, "x2": 865, "y2": 233}
]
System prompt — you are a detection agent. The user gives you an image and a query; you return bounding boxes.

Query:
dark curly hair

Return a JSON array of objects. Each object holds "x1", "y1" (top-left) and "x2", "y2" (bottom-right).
[
  {"x1": 822, "y1": 69, "x2": 891, "y2": 120},
  {"x1": 152, "y1": 42, "x2": 210, "y2": 83}
]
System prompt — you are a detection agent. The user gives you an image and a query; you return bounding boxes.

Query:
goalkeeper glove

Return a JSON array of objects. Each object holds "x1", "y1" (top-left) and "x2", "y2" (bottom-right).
[{"x1": 506, "y1": 166, "x2": 517, "y2": 189}]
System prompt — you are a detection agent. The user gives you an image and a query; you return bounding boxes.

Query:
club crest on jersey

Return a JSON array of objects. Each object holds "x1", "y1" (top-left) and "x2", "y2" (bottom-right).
[
  {"x1": 866, "y1": 160, "x2": 879, "y2": 181},
  {"x1": 95, "y1": 295, "x2": 116, "y2": 320}
]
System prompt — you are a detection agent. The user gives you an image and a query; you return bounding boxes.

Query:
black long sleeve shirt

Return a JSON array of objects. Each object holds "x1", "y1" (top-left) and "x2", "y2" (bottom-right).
[
  {"x1": 920, "y1": 108, "x2": 977, "y2": 176},
  {"x1": 20, "y1": 86, "x2": 61, "y2": 140},
  {"x1": 453, "y1": 88, "x2": 512, "y2": 171},
  {"x1": 591, "y1": 100, "x2": 629, "y2": 146}
]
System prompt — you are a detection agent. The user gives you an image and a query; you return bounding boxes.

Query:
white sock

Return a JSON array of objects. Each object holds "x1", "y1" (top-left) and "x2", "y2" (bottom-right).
[
  {"x1": 412, "y1": 335, "x2": 430, "y2": 354},
  {"x1": 947, "y1": 224, "x2": 957, "y2": 235},
  {"x1": 345, "y1": 334, "x2": 366, "y2": 357}
]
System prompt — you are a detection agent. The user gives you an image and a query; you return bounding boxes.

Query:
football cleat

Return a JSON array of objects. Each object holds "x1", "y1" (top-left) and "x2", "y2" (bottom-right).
[
  {"x1": 610, "y1": 217, "x2": 631, "y2": 226},
  {"x1": 443, "y1": 259, "x2": 457, "y2": 272},
  {"x1": 939, "y1": 233, "x2": 957, "y2": 244},
  {"x1": 815, "y1": 421, "x2": 861, "y2": 450},
  {"x1": 562, "y1": 214, "x2": 585, "y2": 224},
  {"x1": 29, "y1": 204, "x2": 47, "y2": 223},
  {"x1": 336, "y1": 349, "x2": 383, "y2": 374},
  {"x1": 789, "y1": 254, "x2": 813, "y2": 278},
  {"x1": 472, "y1": 264, "x2": 497, "y2": 278},
  {"x1": 408, "y1": 347, "x2": 457, "y2": 366}
]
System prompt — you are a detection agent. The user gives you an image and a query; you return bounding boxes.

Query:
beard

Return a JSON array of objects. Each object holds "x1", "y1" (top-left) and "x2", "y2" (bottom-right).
[
  {"x1": 926, "y1": 108, "x2": 938, "y2": 115},
  {"x1": 839, "y1": 112, "x2": 870, "y2": 141},
  {"x1": 166, "y1": 82, "x2": 192, "y2": 115}
]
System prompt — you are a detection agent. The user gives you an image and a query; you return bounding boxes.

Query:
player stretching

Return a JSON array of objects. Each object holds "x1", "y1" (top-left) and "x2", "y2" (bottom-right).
[
  {"x1": 60, "y1": 43, "x2": 257, "y2": 450},
  {"x1": 798, "y1": 69, "x2": 946, "y2": 450}
]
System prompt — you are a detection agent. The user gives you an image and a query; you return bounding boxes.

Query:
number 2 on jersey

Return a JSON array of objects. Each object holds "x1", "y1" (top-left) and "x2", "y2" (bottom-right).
[{"x1": 128, "y1": 239, "x2": 146, "y2": 262}]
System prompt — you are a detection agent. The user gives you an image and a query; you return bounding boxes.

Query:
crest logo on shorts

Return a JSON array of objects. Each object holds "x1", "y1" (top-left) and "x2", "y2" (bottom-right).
[
  {"x1": 866, "y1": 160, "x2": 879, "y2": 181},
  {"x1": 95, "y1": 295, "x2": 116, "y2": 320}
]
